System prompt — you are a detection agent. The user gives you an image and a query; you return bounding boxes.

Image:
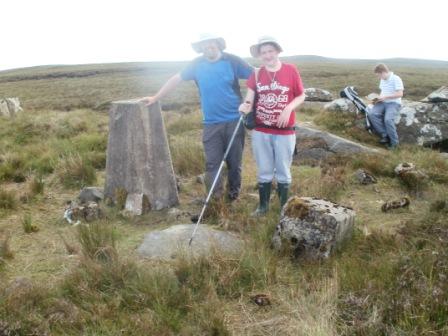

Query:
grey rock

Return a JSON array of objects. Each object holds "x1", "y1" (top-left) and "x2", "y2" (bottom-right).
[
  {"x1": 394, "y1": 162, "x2": 416, "y2": 175},
  {"x1": 196, "y1": 174, "x2": 205, "y2": 185},
  {"x1": 0, "y1": 98, "x2": 23, "y2": 118},
  {"x1": 422, "y1": 86, "x2": 448, "y2": 103},
  {"x1": 395, "y1": 101, "x2": 448, "y2": 146},
  {"x1": 394, "y1": 162, "x2": 428, "y2": 187},
  {"x1": 324, "y1": 98, "x2": 357, "y2": 113},
  {"x1": 295, "y1": 124, "x2": 379, "y2": 164},
  {"x1": 104, "y1": 101, "x2": 179, "y2": 211},
  {"x1": 137, "y1": 224, "x2": 243, "y2": 260},
  {"x1": 65, "y1": 201, "x2": 103, "y2": 223},
  {"x1": 272, "y1": 197, "x2": 355, "y2": 259},
  {"x1": 355, "y1": 169, "x2": 377, "y2": 184},
  {"x1": 305, "y1": 88, "x2": 334, "y2": 102},
  {"x1": 78, "y1": 187, "x2": 104, "y2": 204},
  {"x1": 440, "y1": 153, "x2": 448, "y2": 160}
]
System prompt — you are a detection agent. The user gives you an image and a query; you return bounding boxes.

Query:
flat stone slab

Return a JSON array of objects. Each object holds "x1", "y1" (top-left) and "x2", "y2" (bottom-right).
[
  {"x1": 422, "y1": 86, "x2": 448, "y2": 103},
  {"x1": 137, "y1": 224, "x2": 243, "y2": 260},
  {"x1": 295, "y1": 123, "x2": 379, "y2": 164}
]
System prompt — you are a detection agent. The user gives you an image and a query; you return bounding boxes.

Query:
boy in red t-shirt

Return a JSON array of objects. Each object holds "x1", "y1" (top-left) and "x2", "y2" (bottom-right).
[{"x1": 239, "y1": 36, "x2": 305, "y2": 216}]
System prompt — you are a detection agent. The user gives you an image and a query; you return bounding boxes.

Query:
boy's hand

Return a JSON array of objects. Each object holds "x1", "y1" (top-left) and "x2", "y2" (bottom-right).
[
  {"x1": 140, "y1": 96, "x2": 158, "y2": 106},
  {"x1": 277, "y1": 106, "x2": 293, "y2": 128},
  {"x1": 239, "y1": 101, "x2": 252, "y2": 115}
]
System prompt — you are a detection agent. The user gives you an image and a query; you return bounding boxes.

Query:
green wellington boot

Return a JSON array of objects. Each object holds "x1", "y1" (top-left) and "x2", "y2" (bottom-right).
[
  {"x1": 251, "y1": 182, "x2": 272, "y2": 217},
  {"x1": 277, "y1": 183, "x2": 290, "y2": 209}
]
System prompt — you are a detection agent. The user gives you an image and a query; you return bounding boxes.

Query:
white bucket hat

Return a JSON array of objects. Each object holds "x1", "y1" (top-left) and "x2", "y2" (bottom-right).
[
  {"x1": 191, "y1": 33, "x2": 226, "y2": 53},
  {"x1": 250, "y1": 36, "x2": 283, "y2": 58}
]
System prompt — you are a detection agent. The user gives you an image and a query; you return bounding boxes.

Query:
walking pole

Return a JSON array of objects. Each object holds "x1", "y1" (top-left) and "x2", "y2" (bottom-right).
[{"x1": 189, "y1": 115, "x2": 244, "y2": 246}]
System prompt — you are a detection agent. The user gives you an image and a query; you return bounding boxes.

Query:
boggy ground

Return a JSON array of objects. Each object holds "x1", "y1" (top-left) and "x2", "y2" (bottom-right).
[{"x1": 0, "y1": 61, "x2": 447, "y2": 335}]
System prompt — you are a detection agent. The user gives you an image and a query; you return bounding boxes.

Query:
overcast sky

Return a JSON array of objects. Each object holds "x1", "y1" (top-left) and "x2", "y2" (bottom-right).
[{"x1": 1, "y1": 0, "x2": 447, "y2": 71}]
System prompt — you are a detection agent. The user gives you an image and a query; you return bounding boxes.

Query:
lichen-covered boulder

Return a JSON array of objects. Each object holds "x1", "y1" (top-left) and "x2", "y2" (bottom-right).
[
  {"x1": 305, "y1": 88, "x2": 334, "y2": 102},
  {"x1": 272, "y1": 196, "x2": 355, "y2": 259},
  {"x1": 0, "y1": 98, "x2": 23, "y2": 118},
  {"x1": 324, "y1": 98, "x2": 357, "y2": 113},
  {"x1": 396, "y1": 101, "x2": 448, "y2": 146}
]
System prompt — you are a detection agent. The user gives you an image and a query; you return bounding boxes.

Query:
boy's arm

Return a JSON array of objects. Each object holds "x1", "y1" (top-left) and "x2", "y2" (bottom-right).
[
  {"x1": 277, "y1": 93, "x2": 306, "y2": 128},
  {"x1": 141, "y1": 73, "x2": 183, "y2": 106},
  {"x1": 239, "y1": 89, "x2": 256, "y2": 114},
  {"x1": 378, "y1": 90, "x2": 403, "y2": 102}
]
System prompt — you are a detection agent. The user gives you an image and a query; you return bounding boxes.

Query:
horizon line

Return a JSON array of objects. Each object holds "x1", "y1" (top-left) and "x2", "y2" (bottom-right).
[{"x1": 2, "y1": 54, "x2": 448, "y2": 73}]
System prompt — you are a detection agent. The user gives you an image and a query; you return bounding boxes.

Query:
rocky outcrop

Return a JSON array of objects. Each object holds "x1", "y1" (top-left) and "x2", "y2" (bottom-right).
[
  {"x1": 422, "y1": 86, "x2": 448, "y2": 103},
  {"x1": 137, "y1": 224, "x2": 243, "y2": 260},
  {"x1": 324, "y1": 98, "x2": 357, "y2": 113},
  {"x1": 0, "y1": 98, "x2": 23, "y2": 118},
  {"x1": 395, "y1": 101, "x2": 448, "y2": 146},
  {"x1": 78, "y1": 187, "x2": 104, "y2": 204},
  {"x1": 295, "y1": 124, "x2": 379, "y2": 164},
  {"x1": 104, "y1": 101, "x2": 179, "y2": 211},
  {"x1": 305, "y1": 88, "x2": 334, "y2": 102},
  {"x1": 272, "y1": 196, "x2": 355, "y2": 259}
]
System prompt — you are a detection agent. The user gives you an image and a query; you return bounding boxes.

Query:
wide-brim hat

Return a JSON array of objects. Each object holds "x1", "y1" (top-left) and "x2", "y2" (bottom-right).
[
  {"x1": 250, "y1": 36, "x2": 283, "y2": 58},
  {"x1": 191, "y1": 33, "x2": 226, "y2": 53}
]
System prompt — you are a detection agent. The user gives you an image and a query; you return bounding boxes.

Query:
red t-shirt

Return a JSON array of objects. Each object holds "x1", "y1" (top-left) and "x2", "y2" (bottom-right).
[{"x1": 247, "y1": 63, "x2": 304, "y2": 135}]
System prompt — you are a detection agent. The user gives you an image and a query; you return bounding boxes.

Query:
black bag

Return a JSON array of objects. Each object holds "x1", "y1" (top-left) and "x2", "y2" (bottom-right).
[
  {"x1": 243, "y1": 69, "x2": 260, "y2": 130},
  {"x1": 243, "y1": 109, "x2": 257, "y2": 130}
]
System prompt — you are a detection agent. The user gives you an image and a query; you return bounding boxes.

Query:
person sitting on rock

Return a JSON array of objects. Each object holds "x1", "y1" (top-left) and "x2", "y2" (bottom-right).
[
  {"x1": 141, "y1": 34, "x2": 253, "y2": 204},
  {"x1": 368, "y1": 63, "x2": 404, "y2": 150},
  {"x1": 239, "y1": 36, "x2": 305, "y2": 216}
]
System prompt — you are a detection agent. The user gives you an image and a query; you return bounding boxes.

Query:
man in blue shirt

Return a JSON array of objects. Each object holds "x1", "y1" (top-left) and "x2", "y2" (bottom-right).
[{"x1": 142, "y1": 34, "x2": 253, "y2": 202}]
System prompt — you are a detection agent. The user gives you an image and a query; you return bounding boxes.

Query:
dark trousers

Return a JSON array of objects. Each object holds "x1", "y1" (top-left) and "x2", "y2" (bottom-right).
[{"x1": 202, "y1": 119, "x2": 245, "y2": 198}]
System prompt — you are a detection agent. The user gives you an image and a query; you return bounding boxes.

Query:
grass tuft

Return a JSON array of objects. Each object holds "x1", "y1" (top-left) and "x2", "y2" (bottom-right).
[
  {"x1": 56, "y1": 154, "x2": 97, "y2": 189},
  {"x1": 22, "y1": 214, "x2": 39, "y2": 233},
  {"x1": 170, "y1": 136, "x2": 205, "y2": 177},
  {"x1": 0, "y1": 190, "x2": 17, "y2": 210},
  {"x1": 77, "y1": 222, "x2": 117, "y2": 263}
]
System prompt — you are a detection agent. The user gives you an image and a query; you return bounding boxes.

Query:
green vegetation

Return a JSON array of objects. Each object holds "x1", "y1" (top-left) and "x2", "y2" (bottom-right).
[
  {"x1": 0, "y1": 190, "x2": 17, "y2": 211},
  {"x1": 0, "y1": 60, "x2": 447, "y2": 335},
  {"x1": 21, "y1": 213, "x2": 38, "y2": 233}
]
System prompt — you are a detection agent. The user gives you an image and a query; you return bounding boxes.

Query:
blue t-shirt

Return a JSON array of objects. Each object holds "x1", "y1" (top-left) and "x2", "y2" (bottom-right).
[{"x1": 180, "y1": 53, "x2": 253, "y2": 124}]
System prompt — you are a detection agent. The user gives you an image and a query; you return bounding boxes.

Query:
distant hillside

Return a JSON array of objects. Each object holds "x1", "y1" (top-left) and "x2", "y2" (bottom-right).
[
  {"x1": 283, "y1": 55, "x2": 448, "y2": 68},
  {"x1": 1, "y1": 56, "x2": 448, "y2": 82}
]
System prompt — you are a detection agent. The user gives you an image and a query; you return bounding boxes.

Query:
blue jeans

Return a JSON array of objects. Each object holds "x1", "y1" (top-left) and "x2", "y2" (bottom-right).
[
  {"x1": 368, "y1": 102, "x2": 400, "y2": 146},
  {"x1": 251, "y1": 130, "x2": 296, "y2": 184}
]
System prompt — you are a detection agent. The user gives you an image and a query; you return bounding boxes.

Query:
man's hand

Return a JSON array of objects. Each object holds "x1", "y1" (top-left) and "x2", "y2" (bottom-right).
[
  {"x1": 140, "y1": 96, "x2": 158, "y2": 106},
  {"x1": 239, "y1": 101, "x2": 252, "y2": 115},
  {"x1": 277, "y1": 106, "x2": 293, "y2": 128},
  {"x1": 376, "y1": 96, "x2": 386, "y2": 103}
]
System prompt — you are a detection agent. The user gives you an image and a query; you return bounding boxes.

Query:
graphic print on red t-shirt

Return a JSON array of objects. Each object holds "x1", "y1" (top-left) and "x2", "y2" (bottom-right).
[{"x1": 247, "y1": 63, "x2": 304, "y2": 135}]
